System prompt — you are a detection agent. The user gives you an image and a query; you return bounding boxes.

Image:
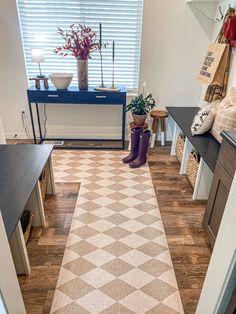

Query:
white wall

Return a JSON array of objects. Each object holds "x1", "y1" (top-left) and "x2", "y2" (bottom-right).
[
  {"x1": 139, "y1": 0, "x2": 211, "y2": 109},
  {"x1": 0, "y1": 0, "x2": 28, "y2": 139},
  {"x1": 0, "y1": 0, "x2": 227, "y2": 140}
]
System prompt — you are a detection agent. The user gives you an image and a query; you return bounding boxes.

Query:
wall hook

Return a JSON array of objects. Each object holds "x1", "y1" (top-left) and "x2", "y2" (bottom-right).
[{"x1": 216, "y1": 6, "x2": 224, "y2": 22}]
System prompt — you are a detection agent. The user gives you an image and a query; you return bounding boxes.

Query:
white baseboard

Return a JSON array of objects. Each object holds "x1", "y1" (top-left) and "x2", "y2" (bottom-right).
[
  {"x1": 4, "y1": 116, "x2": 173, "y2": 142},
  {"x1": 5, "y1": 133, "x2": 28, "y2": 140}
]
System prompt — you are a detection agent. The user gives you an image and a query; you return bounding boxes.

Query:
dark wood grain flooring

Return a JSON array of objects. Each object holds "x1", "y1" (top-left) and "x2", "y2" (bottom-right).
[
  {"x1": 18, "y1": 183, "x2": 80, "y2": 314},
  {"x1": 15, "y1": 141, "x2": 212, "y2": 314},
  {"x1": 149, "y1": 144, "x2": 212, "y2": 314}
]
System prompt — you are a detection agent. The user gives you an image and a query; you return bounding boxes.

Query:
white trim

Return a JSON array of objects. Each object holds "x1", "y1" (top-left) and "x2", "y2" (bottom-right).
[
  {"x1": 4, "y1": 133, "x2": 28, "y2": 140},
  {"x1": 0, "y1": 115, "x2": 6, "y2": 144}
]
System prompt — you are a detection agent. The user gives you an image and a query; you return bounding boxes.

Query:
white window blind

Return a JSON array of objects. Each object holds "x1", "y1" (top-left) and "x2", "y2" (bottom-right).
[{"x1": 16, "y1": 0, "x2": 143, "y2": 90}]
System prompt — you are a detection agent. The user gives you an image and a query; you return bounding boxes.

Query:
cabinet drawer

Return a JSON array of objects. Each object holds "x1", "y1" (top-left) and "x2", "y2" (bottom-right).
[
  {"x1": 77, "y1": 92, "x2": 125, "y2": 104},
  {"x1": 218, "y1": 141, "x2": 236, "y2": 177},
  {"x1": 28, "y1": 91, "x2": 77, "y2": 103}
]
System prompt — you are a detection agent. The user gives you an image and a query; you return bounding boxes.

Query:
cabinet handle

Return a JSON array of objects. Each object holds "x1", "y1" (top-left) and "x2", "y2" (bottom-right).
[
  {"x1": 48, "y1": 95, "x2": 59, "y2": 98},
  {"x1": 96, "y1": 95, "x2": 107, "y2": 99}
]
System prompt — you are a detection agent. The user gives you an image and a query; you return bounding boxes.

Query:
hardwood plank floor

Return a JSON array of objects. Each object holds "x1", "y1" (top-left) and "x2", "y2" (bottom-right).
[
  {"x1": 149, "y1": 144, "x2": 212, "y2": 314},
  {"x1": 18, "y1": 183, "x2": 80, "y2": 314},
  {"x1": 15, "y1": 140, "x2": 212, "y2": 313}
]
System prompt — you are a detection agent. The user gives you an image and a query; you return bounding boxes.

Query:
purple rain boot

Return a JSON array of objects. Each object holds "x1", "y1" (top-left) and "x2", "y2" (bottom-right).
[
  {"x1": 122, "y1": 127, "x2": 143, "y2": 164},
  {"x1": 129, "y1": 129, "x2": 151, "y2": 168}
]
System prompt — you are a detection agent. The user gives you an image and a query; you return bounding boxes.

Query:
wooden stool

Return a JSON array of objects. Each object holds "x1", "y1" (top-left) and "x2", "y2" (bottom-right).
[
  {"x1": 29, "y1": 77, "x2": 49, "y2": 89},
  {"x1": 128, "y1": 122, "x2": 148, "y2": 151},
  {"x1": 150, "y1": 110, "x2": 168, "y2": 147}
]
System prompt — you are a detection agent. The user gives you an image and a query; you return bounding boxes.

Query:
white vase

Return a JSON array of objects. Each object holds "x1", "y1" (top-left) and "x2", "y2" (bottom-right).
[{"x1": 77, "y1": 59, "x2": 88, "y2": 90}]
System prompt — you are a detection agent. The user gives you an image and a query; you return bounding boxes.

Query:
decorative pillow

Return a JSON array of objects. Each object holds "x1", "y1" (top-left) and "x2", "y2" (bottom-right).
[
  {"x1": 211, "y1": 87, "x2": 236, "y2": 143},
  {"x1": 191, "y1": 105, "x2": 216, "y2": 136}
]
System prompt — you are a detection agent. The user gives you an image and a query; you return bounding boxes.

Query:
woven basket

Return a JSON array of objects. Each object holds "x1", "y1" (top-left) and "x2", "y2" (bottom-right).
[
  {"x1": 21, "y1": 210, "x2": 33, "y2": 244},
  {"x1": 40, "y1": 168, "x2": 47, "y2": 201},
  {"x1": 176, "y1": 133, "x2": 186, "y2": 163},
  {"x1": 186, "y1": 150, "x2": 200, "y2": 188}
]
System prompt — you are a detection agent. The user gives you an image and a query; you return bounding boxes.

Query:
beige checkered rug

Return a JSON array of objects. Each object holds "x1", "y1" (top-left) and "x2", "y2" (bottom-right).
[{"x1": 50, "y1": 150, "x2": 184, "y2": 314}]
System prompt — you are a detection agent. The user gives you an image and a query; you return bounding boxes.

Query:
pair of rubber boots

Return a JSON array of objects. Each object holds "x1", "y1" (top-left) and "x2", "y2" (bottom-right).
[{"x1": 123, "y1": 128, "x2": 151, "y2": 168}]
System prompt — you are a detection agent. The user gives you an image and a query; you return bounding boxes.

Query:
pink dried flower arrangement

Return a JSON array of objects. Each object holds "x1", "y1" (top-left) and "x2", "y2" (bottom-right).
[{"x1": 54, "y1": 24, "x2": 100, "y2": 60}]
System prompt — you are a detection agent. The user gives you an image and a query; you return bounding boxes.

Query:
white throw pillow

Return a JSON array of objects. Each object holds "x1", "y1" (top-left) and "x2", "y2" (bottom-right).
[{"x1": 191, "y1": 106, "x2": 216, "y2": 136}]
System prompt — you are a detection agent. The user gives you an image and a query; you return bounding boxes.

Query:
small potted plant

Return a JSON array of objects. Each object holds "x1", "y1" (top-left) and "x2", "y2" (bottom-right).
[{"x1": 126, "y1": 92, "x2": 155, "y2": 126}]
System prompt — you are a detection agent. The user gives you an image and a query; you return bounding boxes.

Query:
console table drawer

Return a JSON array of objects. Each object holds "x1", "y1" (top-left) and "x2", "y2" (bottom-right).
[
  {"x1": 82, "y1": 93, "x2": 125, "y2": 104},
  {"x1": 27, "y1": 91, "x2": 76, "y2": 103}
]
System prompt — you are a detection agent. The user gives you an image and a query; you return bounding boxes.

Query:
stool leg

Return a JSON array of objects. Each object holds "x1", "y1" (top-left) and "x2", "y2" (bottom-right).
[
  {"x1": 151, "y1": 118, "x2": 158, "y2": 148},
  {"x1": 161, "y1": 118, "x2": 166, "y2": 146},
  {"x1": 128, "y1": 137, "x2": 131, "y2": 151}
]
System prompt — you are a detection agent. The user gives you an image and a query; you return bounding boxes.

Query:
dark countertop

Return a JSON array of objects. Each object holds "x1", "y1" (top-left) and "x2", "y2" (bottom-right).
[
  {"x1": 0, "y1": 144, "x2": 53, "y2": 239},
  {"x1": 221, "y1": 131, "x2": 236, "y2": 150},
  {"x1": 167, "y1": 106, "x2": 221, "y2": 172}
]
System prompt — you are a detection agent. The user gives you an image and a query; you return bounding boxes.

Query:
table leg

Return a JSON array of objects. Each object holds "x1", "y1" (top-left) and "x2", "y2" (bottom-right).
[
  {"x1": 170, "y1": 121, "x2": 181, "y2": 156},
  {"x1": 28, "y1": 101, "x2": 37, "y2": 144},
  {"x1": 151, "y1": 118, "x2": 159, "y2": 148},
  {"x1": 160, "y1": 118, "x2": 166, "y2": 146},
  {"x1": 180, "y1": 138, "x2": 194, "y2": 175},
  {"x1": 0, "y1": 213, "x2": 26, "y2": 313},
  {"x1": 193, "y1": 158, "x2": 214, "y2": 200},
  {"x1": 36, "y1": 102, "x2": 43, "y2": 143},
  {"x1": 26, "y1": 180, "x2": 46, "y2": 227},
  {"x1": 45, "y1": 155, "x2": 56, "y2": 195},
  {"x1": 9, "y1": 221, "x2": 31, "y2": 276},
  {"x1": 122, "y1": 103, "x2": 126, "y2": 149}
]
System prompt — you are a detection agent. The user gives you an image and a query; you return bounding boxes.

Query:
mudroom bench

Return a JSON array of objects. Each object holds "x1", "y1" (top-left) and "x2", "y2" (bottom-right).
[{"x1": 166, "y1": 106, "x2": 220, "y2": 200}]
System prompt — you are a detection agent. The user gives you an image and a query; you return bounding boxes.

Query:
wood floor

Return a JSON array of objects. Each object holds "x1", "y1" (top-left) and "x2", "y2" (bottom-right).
[
  {"x1": 17, "y1": 142, "x2": 212, "y2": 314},
  {"x1": 149, "y1": 144, "x2": 212, "y2": 314},
  {"x1": 18, "y1": 183, "x2": 80, "y2": 314}
]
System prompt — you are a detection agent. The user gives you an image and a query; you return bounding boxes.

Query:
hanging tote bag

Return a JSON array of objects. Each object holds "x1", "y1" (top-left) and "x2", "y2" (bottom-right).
[
  {"x1": 197, "y1": 7, "x2": 235, "y2": 103},
  {"x1": 196, "y1": 43, "x2": 228, "y2": 85}
]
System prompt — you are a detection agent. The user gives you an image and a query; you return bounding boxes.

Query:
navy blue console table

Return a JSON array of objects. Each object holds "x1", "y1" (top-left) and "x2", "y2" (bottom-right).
[{"x1": 27, "y1": 86, "x2": 126, "y2": 149}]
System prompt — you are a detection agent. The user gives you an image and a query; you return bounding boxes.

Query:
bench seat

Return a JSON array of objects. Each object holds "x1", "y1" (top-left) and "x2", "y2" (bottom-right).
[{"x1": 167, "y1": 106, "x2": 221, "y2": 200}]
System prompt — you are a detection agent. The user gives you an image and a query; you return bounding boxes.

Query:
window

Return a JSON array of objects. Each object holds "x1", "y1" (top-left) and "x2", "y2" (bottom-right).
[{"x1": 17, "y1": 0, "x2": 143, "y2": 90}]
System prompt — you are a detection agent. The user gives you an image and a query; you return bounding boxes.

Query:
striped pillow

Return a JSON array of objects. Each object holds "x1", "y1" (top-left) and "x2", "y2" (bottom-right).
[{"x1": 211, "y1": 87, "x2": 236, "y2": 143}]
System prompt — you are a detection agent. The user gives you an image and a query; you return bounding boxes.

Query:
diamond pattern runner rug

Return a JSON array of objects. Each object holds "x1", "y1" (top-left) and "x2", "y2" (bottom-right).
[{"x1": 50, "y1": 150, "x2": 184, "y2": 314}]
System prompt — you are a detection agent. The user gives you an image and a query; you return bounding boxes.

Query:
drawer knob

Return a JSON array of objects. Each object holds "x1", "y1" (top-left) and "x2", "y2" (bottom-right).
[
  {"x1": 48, "y1": 94, "x2": 59, "y2": 98},
  {"x1": 96, "y1": 95, "x2": 107, "y2": 99}
]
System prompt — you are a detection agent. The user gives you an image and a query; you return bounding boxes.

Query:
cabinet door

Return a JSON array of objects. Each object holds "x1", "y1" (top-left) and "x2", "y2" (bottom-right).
[
  {"x1": 203, "y1": 161, "x2": 233, "y2": 247},
  {"x1": 225, "y1": 285, "x2": 236, "y2": 314}
]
